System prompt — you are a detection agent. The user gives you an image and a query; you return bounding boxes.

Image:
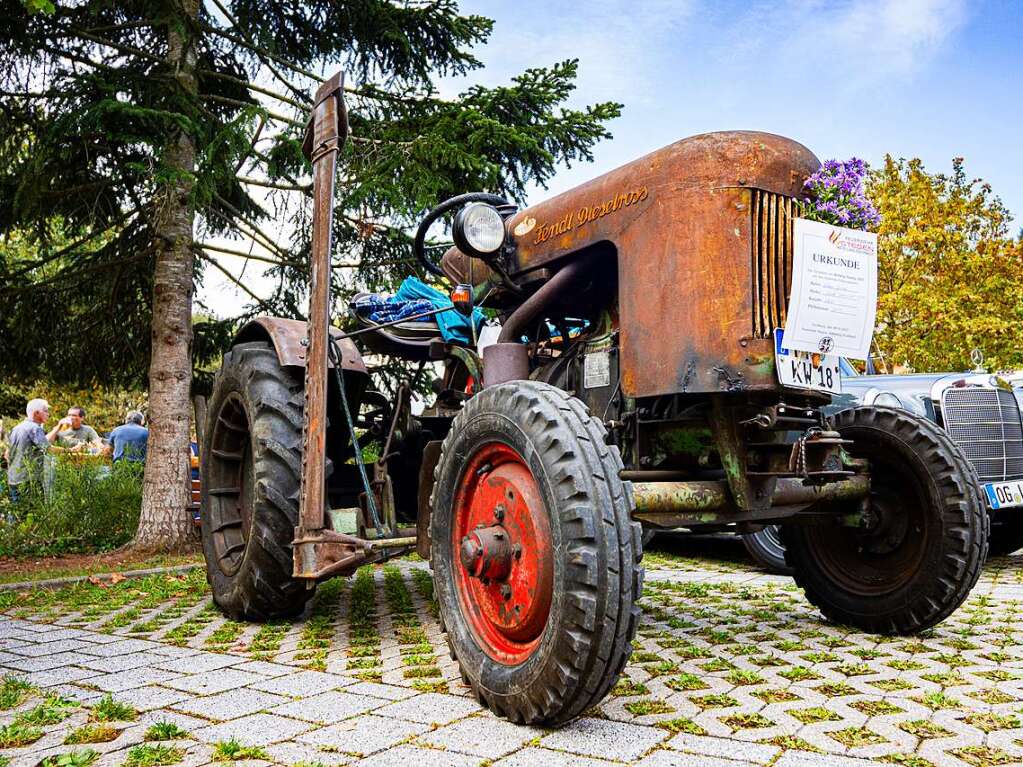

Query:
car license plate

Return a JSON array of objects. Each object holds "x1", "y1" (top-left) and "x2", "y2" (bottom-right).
[
  {"x1": 774, "y1": 329, "x2": 841, "y2": 394},
  {"x1": 984, "y1": 481, "x2": 1023, "y2": 510}
]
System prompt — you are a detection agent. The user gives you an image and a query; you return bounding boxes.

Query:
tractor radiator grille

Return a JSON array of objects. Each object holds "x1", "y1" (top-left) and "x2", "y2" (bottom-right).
[
  {"x1": 751, "y1": 190, "x2": 797, "y2": 338},
  {"x1": 941, "y1": 387, "x2": 1023, "y2": 483}
]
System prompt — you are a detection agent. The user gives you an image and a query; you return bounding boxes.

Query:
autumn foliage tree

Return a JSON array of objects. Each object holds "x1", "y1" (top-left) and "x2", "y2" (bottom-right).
[{"x1": 867, "y1": 156, "x2": 1023, "y2": 372}]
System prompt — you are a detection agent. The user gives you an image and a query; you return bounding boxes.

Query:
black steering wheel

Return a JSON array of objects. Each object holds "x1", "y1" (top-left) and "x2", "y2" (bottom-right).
[{"x1": 414, "y1": 193, "x2": 511, "y2": 278}]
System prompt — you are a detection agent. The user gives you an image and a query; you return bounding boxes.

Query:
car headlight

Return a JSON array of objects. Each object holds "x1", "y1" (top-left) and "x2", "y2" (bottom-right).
[
  {"x1": 873, "y1": 391, "x2": 903, "y2": 408},
  {"x1": 453, "y1": 202, "x2": 505, "y2": 258}
]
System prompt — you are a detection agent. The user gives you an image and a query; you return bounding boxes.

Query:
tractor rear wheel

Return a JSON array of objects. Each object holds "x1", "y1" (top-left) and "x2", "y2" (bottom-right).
[
  {"x1": 431, "y1": 380, "x2": 643, "y2": 725},
  {"x1": 200, "y1": 341, "x2": 318, "y2": 621},
  {"x1": 783, "y1": 406, "x2": 987, "y2": 634}
]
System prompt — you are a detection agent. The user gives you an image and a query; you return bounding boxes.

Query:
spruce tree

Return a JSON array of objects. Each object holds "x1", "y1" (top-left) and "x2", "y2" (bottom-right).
[{"x1": 0, "y1": 0, "x2": 621, "y2": 549}]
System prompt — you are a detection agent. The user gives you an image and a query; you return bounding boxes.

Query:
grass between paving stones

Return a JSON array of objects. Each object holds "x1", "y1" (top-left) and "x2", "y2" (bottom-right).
[
  {"x1": 623, "y1": 698, "x2": 675, "y2": 716},
  {"x1": 611, "y1": 678, "x2": 649, "y2": 696},
  {"x1": 720, "y1": 712, "x2": 774, "y2": 730},
  {"x1": 409, "y1": 566, "x2": 437, "y2": 617},
  {"x1": 655, "y1": 717, "x2": 706, "y2": 735},
  {"x1": 204, "y1": 619, "x2": 246, "y2": 652},
  {"x1": 828, "y1": 727, "x2": 888, "y2": 747},
  {"x1": 64, "y1": 723, "x2": 121, "y2": 744},
  {"x1": 124, "y1": 744, "x2": 185, "y2": 767},
  {"x1": 211, "y1": 739, "x2": 270, "y2": 761},
  {"x1": 0, "y1": 722, "x2": 43, "y2": 747},
  {"x1": 248, "y1": 619, "x2": 289, "y2": 661},
  {"x1": 0, "y1": 675, "x2": 33, "y2": 709},
  {"x1": 951, "y1": 746, "x2": 1017, "y2": 766},
  {"x1": 15, "y1": 693, "x2": 77, "y2": 725},
  {"x1": 40, "y1": 748, "x2": 99, "y2": 767},
  {"x1": 90, "y1": 694, "x2": 137, "y2": 722},
  {"x1": 144, "y1": 722, "x2": 188, "y2": 741},
  {"x1": 347, "y1": 566, "x2": 382, "y2": 680},
  {"x1": 899, "y1": 720, "x2": 953, "y2": 738},
  {"x1": 880, "y1": 755, "x2": 936, "y2": 767},
  {"x1": 384, "y1": 565, "x2": 448, "y2": 692},
  {"x1": 163, "y1": 601, "x2": 218, "y2": 645},
  {"x1": 296, "y1": 576, "x2": 343, "y2": 670},
  {"x1": 760, "y1": 735, "x2": 823, "y2": 753}
]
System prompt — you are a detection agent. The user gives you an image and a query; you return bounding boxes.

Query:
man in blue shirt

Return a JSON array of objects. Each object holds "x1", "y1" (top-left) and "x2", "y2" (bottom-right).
[{"x1": 108, "y1": 411, "x2": 149, "y2": 463}]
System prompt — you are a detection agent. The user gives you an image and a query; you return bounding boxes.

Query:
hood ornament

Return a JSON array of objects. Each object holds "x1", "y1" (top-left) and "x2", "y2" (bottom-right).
[{"x1": 970, "y1": 348, "x2": 986, "y2": 373}]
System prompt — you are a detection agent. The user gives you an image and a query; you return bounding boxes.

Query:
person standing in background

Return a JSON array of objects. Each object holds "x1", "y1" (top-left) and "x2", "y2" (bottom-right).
[
  {"x1": 5, "y1": 398, "x2": 60, "y2": 501},
  {"x1": 108, "y1": 411, "x2": 149, "y2": 463}
]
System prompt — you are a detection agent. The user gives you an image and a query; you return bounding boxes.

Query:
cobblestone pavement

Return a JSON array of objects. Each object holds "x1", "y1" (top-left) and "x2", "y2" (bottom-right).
[{"x1": 3, "y1": 547, "x2": 1023, "y2": 767}]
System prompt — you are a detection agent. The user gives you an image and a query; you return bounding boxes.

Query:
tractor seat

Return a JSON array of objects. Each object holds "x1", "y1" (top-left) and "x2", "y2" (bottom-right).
[{"x1": 350, "y1": 292, "x2": 445, "y2": 361}]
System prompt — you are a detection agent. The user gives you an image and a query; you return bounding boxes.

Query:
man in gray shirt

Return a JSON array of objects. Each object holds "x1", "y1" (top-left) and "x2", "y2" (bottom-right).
[{"x1": 5, "y1": 398, "x2": 62, "y2": 501}]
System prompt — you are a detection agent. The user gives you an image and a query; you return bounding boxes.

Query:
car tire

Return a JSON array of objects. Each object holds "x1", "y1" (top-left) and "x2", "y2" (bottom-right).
[{"x1": 742, "y1": 525, "x2": 793, "y2": 575}]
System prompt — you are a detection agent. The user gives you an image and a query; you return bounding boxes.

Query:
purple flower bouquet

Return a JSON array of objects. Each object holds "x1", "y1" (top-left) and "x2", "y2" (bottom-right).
[{"x1": 799, "y1": 158, "x2": 880, "y2": 231}]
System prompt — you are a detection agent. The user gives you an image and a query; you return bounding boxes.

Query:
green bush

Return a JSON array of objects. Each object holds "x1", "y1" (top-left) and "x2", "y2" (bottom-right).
[{"x1": 0, "y1": 459, "x2": 143, "y2": 557}]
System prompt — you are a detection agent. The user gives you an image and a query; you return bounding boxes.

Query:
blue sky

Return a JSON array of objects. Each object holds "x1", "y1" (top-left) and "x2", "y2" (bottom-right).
[{"x1": 450, "y1": 0, "x2": 1022, "y2": 227}]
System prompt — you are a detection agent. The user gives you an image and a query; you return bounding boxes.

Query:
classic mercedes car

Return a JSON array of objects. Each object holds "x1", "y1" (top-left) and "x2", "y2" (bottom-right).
[{"x1": 744, "y1": 359, "x2": 1023, "y2": 573}]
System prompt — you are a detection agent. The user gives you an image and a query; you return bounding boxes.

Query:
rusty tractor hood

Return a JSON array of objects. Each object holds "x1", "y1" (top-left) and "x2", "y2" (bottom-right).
[{"x1": 445, "y1": 131, "x2": 821, "y2": 399}]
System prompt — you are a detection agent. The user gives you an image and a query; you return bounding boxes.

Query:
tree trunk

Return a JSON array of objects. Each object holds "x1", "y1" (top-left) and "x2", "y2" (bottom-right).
[{"x1": 134, "y1": 0, "x2": 200, "y2": 551}]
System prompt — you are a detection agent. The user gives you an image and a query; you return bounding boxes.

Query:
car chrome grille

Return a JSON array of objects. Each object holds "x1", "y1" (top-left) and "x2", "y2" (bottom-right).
[
  {"x1": 751, "y1": 190, "x2": 796, "y2": 339},
  {"x1": 941, "y1": 387, "x2": 1023, "y2": 482}
]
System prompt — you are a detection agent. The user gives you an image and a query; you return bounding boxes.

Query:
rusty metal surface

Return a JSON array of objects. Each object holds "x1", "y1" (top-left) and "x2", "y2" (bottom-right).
[
  {"x1": 446, "y1": 131, "x2": 820, "y2": 397},
  {"x1": 416, "y1": 440, "x2": 444, "y2": 560},
  {"x1": 631, "y1": 474, "x2": 870, "y2": 516},
  {"x1": 297, "y1": 71, "x2": 347, "y2": 557},
  {"x1": 234, "y1": 317, "x2": 366, "y2": 373}
]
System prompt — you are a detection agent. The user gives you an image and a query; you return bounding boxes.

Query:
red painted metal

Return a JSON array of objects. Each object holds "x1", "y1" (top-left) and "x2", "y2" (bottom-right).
[{"x1": 452, "y1": 443, "x2": 553, "y2": 665}]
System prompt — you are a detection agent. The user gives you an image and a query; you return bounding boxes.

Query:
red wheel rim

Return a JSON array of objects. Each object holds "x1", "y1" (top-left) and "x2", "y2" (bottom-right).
[{"x1": 452, "y1": 442, "x2": 553, "y2": 665}]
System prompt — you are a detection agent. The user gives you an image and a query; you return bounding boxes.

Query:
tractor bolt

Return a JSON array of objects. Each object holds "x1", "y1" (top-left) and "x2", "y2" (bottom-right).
[
  {"x1": 476, "y1": 463, "x2": 492, "y2": 476},
  {"x1": 493, "y1": 530, "x2": 504, "y2": 540},
  {"x1": 500, "y1": 584, "x2": 512, "y2": 600},
  {"x1": 513, "y1": 544, "x2": 522, "y2": 559},
  {"x1": 494, "y1": 504, "x2": 505, "y2": 521}
]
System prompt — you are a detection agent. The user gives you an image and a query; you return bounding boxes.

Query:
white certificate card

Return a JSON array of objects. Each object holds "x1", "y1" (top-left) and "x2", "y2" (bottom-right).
[{"x1": 782, "y1": 218, "x2": 878, "y2": 359}]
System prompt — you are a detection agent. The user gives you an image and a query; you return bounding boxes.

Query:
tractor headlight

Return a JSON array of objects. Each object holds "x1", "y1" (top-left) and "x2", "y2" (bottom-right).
[
  {"x1": 873, "y1": 391, "x2": 903, "y2": 408},
  {"x1": 453, "y1": 203, "x2": 505, "y2": 258}
]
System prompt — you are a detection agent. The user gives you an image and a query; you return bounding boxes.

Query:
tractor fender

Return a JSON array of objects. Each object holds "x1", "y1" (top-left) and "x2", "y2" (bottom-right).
[{"x1": 232, "y1": 317, "x2": 367, "y2": 374}]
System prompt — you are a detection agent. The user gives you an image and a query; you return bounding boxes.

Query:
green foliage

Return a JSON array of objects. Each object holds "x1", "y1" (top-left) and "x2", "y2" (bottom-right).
[
  {"x1": 0, "y1": 676, "x2": 33, "y2": 710},
  {"x1": 123, "y1": 744, "x2": 183, "y2": 767},
  {"x1": 868, "y1": 156, "x2": 1023, "y2": 371},
  {"x1": 211, "y1": 739, "x2": 269, "y2": 761},
  {"x1": 89, "y1": 695, "x2": 137, "y2": 723},
  {"x1": 0, "y1": 1, "x2": 620, "y2": 393},
  {"x1": 64, "y1": 724, "x2": 120, "y2": 745},
  {"x1": 144, "y1": 722, "x2": 187, "y2": 742},
  {"x1": 0, "y1": 380, "x2": 146, "y2": 430},
  {"x1": 0, "y1": 460, "x2": 143, "y2": 557},
  {"x1": 14, "y1": 694, "x2": 77, "y2": 725},
  {"x1": 0, "y1": 721, "x2": 43, "y2": 747},
  {"x1": 41, "y1": 749, "x2": 99, "y2": 767}
]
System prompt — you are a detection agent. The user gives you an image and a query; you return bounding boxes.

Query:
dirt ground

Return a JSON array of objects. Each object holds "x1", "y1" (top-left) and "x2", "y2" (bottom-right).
[{"x1": 0, "y1": 547, "x2": 202, "y2": 584}]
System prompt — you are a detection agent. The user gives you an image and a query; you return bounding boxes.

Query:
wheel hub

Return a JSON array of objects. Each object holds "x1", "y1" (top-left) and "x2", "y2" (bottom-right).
[
  {"x1": 460, "y1": 524, "x2": 513, "y2": 581},
  {"x1": 452, "y1": 443, "x2": 553, "y2": 664}
]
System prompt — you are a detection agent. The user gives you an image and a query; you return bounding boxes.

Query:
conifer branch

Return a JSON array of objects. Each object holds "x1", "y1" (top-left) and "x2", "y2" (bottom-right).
[
  {"x1": 197, "y1": 249, "x2": 273, "y2": 309},
  {"x1": 198, "y1": 68, "x2": 306, "y2": 111},
  {"x1": 204, "y1": 94, "x2": 303, "y2": 128},
  {"x1": 237, "y1": 175, "x2": 310, "y2": 193}
]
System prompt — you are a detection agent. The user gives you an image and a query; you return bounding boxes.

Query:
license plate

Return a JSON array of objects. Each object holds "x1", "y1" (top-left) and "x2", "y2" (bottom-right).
[
  {"x1": 774, "y1": 329, "x2": 842, "y2": 394},
  {"x1": 984, "y1": 481, "x2": 1023, "y2": 510}
]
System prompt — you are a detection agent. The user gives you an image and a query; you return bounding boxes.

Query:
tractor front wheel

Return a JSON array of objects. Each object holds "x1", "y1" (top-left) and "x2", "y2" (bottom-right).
[
  {"x1": 431, "y1": 381, "x2": 643, "y2": 725},
  {"x1": 783, "y1": 406, "x2": 988, "y2": 634}
]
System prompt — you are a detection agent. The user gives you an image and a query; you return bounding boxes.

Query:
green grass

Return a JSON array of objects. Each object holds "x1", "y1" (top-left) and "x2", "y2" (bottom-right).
[
  {"x1": 40, "y1": 749, "x2": 99, "y2": 767},
  {"x1": 144, "y1": 721, "x2": 188, "y2": 741},
  {"x1": 15, "y1": 694, "x2": 77, "y2": 725},
  {"x1": 90, "y1": 694, "x2": 137, "y2": 722},
  {"x1": 123, "y1": 744, "x2": 185, "y2": 767},
  {"x1": 0, "y1": 675, "x2": 33, "y2": 710},
  {"x1": 0, "y1": 721, "x2": 44, "y2": 747},
  {"x1": 211, "y1": 739, "x2": 270, "y2": 761},
  {"x1": 64, "y1": 723, "x2": 120, "y2": 745}
]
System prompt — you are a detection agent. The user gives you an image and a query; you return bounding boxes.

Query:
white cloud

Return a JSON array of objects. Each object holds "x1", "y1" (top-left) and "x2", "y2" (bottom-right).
[{"x1": 725, "y1": 0, "x2": 968, "y2": 83}]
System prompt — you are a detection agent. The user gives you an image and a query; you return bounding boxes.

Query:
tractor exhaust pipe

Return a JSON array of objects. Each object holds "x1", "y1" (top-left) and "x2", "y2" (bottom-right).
[{"x1": 296, "y1": 73, "x2": 348, "y2": 555}]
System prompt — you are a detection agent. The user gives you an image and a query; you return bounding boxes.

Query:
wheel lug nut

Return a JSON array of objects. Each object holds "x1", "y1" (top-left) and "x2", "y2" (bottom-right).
[
  {"x1": 494, "y1": 504, "x2": 505, "y2": 521},
  {"x1": 501, "y1": 584, "x2": 512, "y2": 600},
  {"x1": 513, "y1": 544, "x2": 522, "y2": 558}
]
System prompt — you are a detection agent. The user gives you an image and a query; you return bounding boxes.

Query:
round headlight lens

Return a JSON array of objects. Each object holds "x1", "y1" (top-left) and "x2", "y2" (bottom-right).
[
  {"x1": 873, "y1": 391, "x2": 903, "y2": 408},
  {"x1": 455, "y1": 203, "x2": 505, "y2": 255}
]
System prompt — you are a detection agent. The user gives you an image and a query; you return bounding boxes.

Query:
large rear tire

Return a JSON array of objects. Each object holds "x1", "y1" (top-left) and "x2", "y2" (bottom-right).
[
  {"x1": 783, "y1": 406, "x2": 987, "y2": 634},
  {"x1": 431, "y1": 380, "x2": 643, "y2": 725},
  {"x1": 200, "y1": 341, "x2": 318, "y2": 621}
]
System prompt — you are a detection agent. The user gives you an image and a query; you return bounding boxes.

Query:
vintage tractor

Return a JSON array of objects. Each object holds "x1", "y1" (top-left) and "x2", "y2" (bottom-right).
[{"x1": 200, "y1": 73, "x2": 988, "y2": 724}]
